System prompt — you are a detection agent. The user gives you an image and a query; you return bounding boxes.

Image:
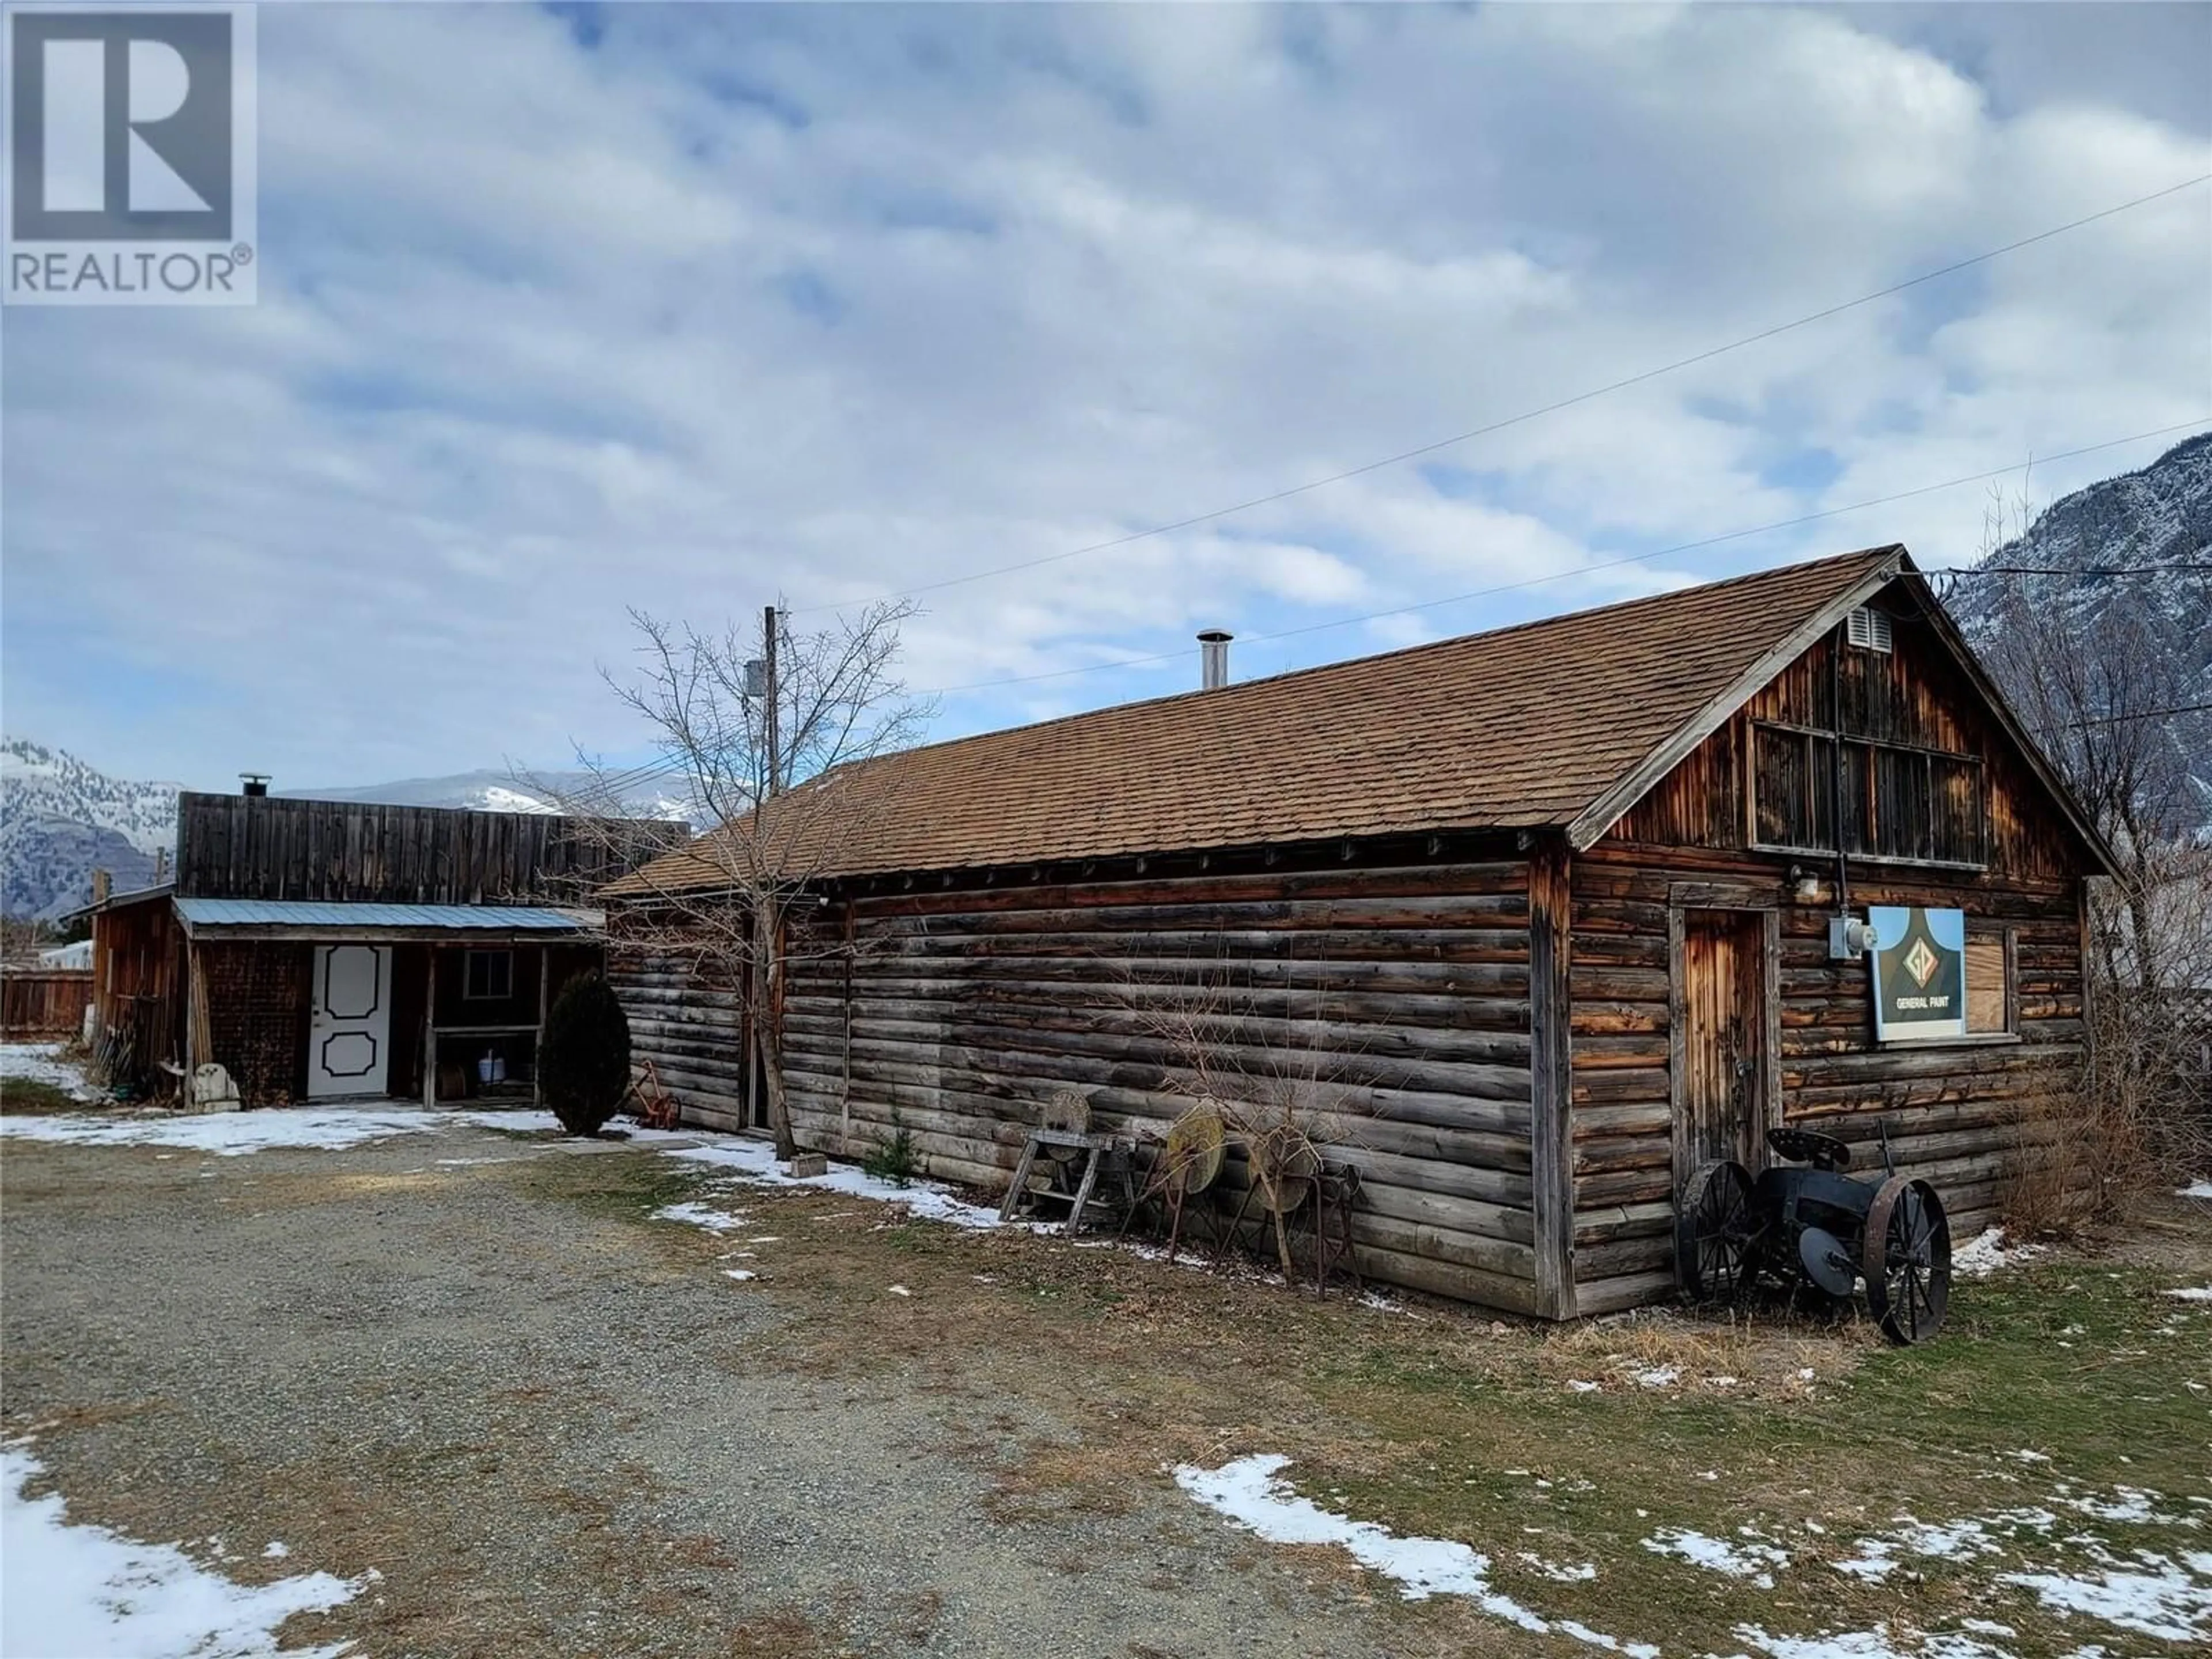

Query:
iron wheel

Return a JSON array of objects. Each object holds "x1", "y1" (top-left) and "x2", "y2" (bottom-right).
[
  {"x1": 1677, "y1": 1160, "x2": 1761, "y2": 1305},
  {"x1": 1861, "y1": 1175, "x2": 1952, "y2": 1345}
]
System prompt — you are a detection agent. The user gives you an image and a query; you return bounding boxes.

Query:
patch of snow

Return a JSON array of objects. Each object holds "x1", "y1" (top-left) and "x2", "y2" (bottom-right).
[
  {"x1": 1, "y1": 1042, "x2": 100, "y2": 1101},
  {"x1": 1566, "y1": 1380, "x2": 1601, "y2": 1394},
  {"x1": 1952, "y1": 1228, "x2": 2050, "y2": 1279},
  {"x1": 1733, "y1": 1622, "x2": 2011, "y2": 1659},
  {"x1": 2161, "y1": 1286, "x2": 2212, "y2": 1303},
  {"x1": 445, "y1": 1109, "x2": 564, "y2": 1135},
  {"x1": 887, "y1": 1284, "x2": 911, "y2": 1297},
  {"x1": 1176, "y1": 1455, "x2": 1655, "y2": 1655},
  {"x1": 1517, "y1": 1551, "x2": 1598, "y2": 1582},
  {"x1": 2003, "y1": 1555, "x2": 2212, "y2": 1643},
  {"x1": 261, "y1": 1541, "x2": 289, "y2": 1560},
  {"x1": 1631, "y1": 1365, "x2": 1680, "y2": 1388},
  {"x1": 2052, "y1": 1486, "x2": 2195, "y2": 1526},
  {"x1": 1641, "y1": 1527, "x2": 1790, "y2": 1588},
  {"x1": 1837, "y1": 1508, "x2": 2061, "y2": 1581},
  {"x1": 665, "y1": 1139, "x2": 1009, "y2": 1228},
  {"x1": 2178, "y1": 1181, "x2": 2212, "y2": 1200},
  {"x1": 650, "y1": 1201, "x2": 748, "y2": 1234},
  {"x1": 722, "y1": 1270, "x2": 756, "y2": 1283},
  {"x1": 1, "y1": 1444, "x2": 358, "y2": 1658},
  {"x1": 0, "y1": 1105, "x2": 455, "y2": 1157}
]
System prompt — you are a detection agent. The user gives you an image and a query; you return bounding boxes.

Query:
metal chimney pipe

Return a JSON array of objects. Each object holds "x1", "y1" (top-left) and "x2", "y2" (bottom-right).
[{"x1": 1197, "y1": 630, "x2": 1233, "y2": 691}]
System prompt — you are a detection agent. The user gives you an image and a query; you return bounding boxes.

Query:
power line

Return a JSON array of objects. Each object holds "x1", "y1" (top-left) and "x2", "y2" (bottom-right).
[
  {"x1": 1963, "y1": 564, "x2": 2212, "y2": 577},
  {"x1": 916, "y1": 419, "x2": 2209, "y2": 696},
  {"x1": 791, "y1": 173, "x2": 2212, "y2": 618},
  {"x1": 2066, "y1": 701, "x2": 2212, "y2": 727}
]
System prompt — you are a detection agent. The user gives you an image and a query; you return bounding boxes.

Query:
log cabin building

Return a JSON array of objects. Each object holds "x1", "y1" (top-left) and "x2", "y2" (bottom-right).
[
  {"x1": 78, "y1": 791, "x2": 680, "y2": 1106},
  {"x1": 604, "y1": 548, "x2": 2113, "y2": 1318}
]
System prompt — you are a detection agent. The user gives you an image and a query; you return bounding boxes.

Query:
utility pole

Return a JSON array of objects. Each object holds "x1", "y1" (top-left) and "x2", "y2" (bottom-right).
[{"x1": 762, "y1": 603, "x2": 780, "y2": 799}]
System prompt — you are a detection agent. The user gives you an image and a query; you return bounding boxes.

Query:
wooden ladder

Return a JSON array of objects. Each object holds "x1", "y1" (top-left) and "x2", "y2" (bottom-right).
[{"x1": 999, "y1": 1127, "x2": 1120, "y2": 1232}]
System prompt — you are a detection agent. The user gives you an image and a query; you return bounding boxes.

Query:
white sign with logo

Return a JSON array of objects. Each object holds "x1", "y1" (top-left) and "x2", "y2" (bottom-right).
[
  {"x1": 1868, "y1": 905, "x2": 1968, "y2": 1042},
  {"x1": 4, "y1": 2, "x2": 257, "y2": 305}
]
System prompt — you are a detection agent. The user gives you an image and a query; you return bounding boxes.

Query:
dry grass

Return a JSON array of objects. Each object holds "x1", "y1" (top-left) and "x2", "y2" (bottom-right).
[{"x1": 1533, "y1": 1306, "x2": 1874, "y2": 1398}]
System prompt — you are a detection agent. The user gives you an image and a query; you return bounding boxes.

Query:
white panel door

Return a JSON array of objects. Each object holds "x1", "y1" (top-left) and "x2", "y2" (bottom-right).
[{"x1": 309, "y1": 944, "x2": 391, "y2": 1099}]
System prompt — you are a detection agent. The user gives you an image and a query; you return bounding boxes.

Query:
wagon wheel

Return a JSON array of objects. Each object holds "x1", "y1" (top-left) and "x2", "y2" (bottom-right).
[
  {"x1": 1676, "y1": 1160, "x2": 1760, "y2": 1305},
  {"x1": 1861, "y1": 1176, "x2": 1951, "y2": 1346},
  {"x1": 1252, "y1": 1128, "x2": 1320, "y2": 1215},
  {"x1": 1162, "y1": 1105, "x2": 1226, "y2": 1197}
]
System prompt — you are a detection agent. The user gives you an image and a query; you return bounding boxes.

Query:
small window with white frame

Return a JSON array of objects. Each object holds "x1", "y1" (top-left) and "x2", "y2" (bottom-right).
[{"x1": 463, "y1": 948, "x2": 514, "y2": 1001}]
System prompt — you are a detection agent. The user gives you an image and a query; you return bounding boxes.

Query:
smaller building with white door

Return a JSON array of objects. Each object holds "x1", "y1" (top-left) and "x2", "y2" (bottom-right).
[{"x1": 70, "y1": 789, "x2": 682, "y2": 1107}]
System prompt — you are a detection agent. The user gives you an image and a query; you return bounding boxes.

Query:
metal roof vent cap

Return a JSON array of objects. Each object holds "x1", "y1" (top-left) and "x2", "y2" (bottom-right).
[
  {"x1": 1197, "y1": 630, "x2": 1233, "y2": 691},
  {"x1": 240, "y1": 773, "x2": 270, "y2": 797}
]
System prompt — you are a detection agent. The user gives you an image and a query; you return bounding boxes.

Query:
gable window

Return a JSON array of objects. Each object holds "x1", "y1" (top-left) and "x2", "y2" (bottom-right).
[
  {"x1": 463, "y1": 948, "x2": 514, "y2": 1001},
  {"x1": 1846, "y1": 607, "x2": 1894, "y2": 653},
  {"x1": 1752, "y1": 722, "x2": 1987, "y2": 868}
]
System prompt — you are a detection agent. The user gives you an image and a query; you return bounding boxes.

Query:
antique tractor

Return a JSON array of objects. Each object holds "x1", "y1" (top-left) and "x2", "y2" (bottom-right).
[{"x1": 1678, "y1": 1127, "x2": 1953, "y2": 1344}]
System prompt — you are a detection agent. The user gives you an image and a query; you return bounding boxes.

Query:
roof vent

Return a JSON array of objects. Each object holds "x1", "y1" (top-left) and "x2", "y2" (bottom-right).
[
  {"x1": 1845, "y1": 607, "x2": 1892, "y2": 654},
  {"x1": 1197, "y1": 630, "x2": 1233, "y2": 691},
  {"x1": 240, "y1": 772, "x2": 270, "y2": 797}
]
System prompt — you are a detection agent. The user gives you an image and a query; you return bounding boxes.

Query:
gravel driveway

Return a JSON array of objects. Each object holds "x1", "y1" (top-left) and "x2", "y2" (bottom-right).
[{"x1": 1, "y1": 1122, "x2": 1420, "y2": 1659}]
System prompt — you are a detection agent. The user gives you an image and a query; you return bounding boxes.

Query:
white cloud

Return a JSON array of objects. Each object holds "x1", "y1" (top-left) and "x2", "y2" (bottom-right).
[{"x1": 1, "y1": 3, "x2": 2205, "y2": 784}]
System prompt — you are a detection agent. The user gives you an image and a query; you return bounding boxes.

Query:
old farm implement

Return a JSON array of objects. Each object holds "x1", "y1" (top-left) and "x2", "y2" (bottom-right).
[{"x1": 1678, "y1": 1127, "x2": 1953, "y2": 1344}]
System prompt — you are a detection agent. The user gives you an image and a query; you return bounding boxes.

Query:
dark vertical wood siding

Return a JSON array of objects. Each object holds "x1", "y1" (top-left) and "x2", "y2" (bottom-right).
[
  {"x1": 175, "y1": 793, "x2": 684, "y2": 906},
  {"x1": 1615, "y1": 620, "x2": 2076, "y2": 881},
  {"x1": 90, "y1": 896, "x2": 183, "y2": 1091},
  {"x1": 774, "y1": 859, "x2": 1544, "y2": 1310}
]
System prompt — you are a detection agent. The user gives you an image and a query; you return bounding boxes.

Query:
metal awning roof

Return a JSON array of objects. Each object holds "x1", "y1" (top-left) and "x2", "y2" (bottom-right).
[{"x1": 174, "y1": 899, "x2": 601, "y2": 938}]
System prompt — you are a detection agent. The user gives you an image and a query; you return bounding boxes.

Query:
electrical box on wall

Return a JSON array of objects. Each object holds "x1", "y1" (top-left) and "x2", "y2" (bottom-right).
[{"x1": 1829, "y1": 914, "x2": 1878, "y2": 960}]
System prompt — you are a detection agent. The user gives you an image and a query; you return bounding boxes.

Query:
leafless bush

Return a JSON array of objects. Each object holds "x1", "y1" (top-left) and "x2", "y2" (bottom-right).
[{"x1": 1118, "y1": 944, "x2": 1374, "y2": 1280}]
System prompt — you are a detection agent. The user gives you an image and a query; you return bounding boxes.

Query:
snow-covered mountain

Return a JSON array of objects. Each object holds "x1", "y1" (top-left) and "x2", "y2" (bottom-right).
[
  {"x1": 0, "y1": 738, "x2": 178, "y2": 919},
  {"x1": 0, "y1": 745, "x2": 697, "y2": 920},
  {"x1": 1946, "y1": 431, "x2": 2212, "y2": 831},
  {"x1": 281, "y1": 768, "x2": 697, "y2": 824}
]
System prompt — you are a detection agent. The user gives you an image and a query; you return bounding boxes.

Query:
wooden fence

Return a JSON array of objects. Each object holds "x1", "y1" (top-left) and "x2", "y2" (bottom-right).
[{"x1": 2, "y1": 969, "x2": 93, "y2": 1038}]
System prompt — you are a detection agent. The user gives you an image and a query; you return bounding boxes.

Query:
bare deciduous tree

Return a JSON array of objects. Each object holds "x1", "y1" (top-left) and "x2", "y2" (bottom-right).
[
  {"x1": 1962, "y1": 485, "x2": 2212, "y2": 1200},
  {"x1": 569, "y1": 600, "x2": 933, "y2": 1157}
]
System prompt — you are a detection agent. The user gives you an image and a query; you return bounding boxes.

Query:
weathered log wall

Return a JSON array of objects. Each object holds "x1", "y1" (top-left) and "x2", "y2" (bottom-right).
[
  {"x1": 1567, "y1": 840, "x2": 2088, "y2": 1315},
  {"x1": 608, "y1": 944, "x2": 753, "y2": 1133},
  {"x1": 777, "y1": 859, "x2": 1545, "y2": 1310}
]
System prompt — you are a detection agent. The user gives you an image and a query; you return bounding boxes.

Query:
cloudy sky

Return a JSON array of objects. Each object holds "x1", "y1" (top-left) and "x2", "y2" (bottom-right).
[{"x1": 3, "y1": 1, "x2": 2207, "y2": 793}]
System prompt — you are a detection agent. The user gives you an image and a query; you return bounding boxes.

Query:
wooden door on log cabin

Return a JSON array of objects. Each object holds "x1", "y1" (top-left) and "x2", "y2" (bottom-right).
[{"x1": 1671, "y1": 910, "x2": 1777, "y2": 1194}]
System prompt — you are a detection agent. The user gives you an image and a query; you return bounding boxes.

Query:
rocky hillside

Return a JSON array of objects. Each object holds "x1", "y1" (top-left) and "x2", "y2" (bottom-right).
[
  {"x1": 0, "y1": 739, "x2": 176, "y2": 919},
  {"x1": 1946, "y1": 431, "x2": 2212, "y2": 832}
]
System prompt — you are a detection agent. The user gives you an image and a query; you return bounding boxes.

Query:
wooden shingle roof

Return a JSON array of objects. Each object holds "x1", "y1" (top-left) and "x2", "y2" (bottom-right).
[{"x1": 611, "y1": 546, "x2": 1910, "y2": 894}]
